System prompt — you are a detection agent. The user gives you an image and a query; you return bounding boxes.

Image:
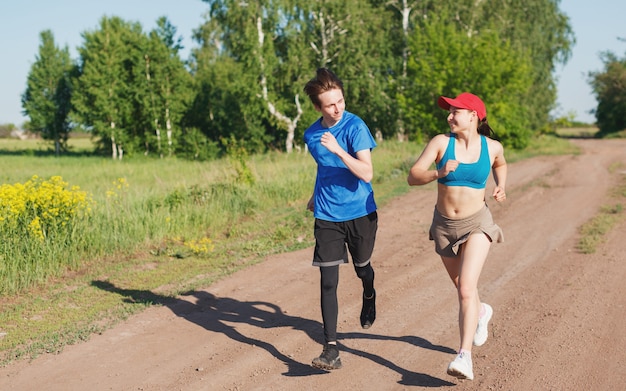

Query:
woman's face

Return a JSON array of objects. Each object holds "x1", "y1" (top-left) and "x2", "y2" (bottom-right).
[
  {"x1": 447, "y1": 106, "x2": 476, "y2": 132},
  {"x1": 315, "y1": 88, "x2": 345, "y2": 127}
]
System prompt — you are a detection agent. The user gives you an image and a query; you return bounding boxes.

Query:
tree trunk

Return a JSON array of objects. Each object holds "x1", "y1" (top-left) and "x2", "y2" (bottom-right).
[
  {"x1": 166, "y1": 107, "x2": 172, "y2": 157},
  {"x1": 256, "y1": 16, "x2": 302, "y2": 153},
  {"x1": 111, "y1": 122, "x2": 117, "y2": 160}
]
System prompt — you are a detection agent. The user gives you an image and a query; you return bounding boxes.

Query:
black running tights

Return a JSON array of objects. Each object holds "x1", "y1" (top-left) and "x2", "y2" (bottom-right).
[{"x1": 320, "y1": 263, "x2": 375, "y2": 343}]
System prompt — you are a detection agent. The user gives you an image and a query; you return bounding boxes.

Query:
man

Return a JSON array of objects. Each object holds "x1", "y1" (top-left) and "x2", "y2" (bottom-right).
[{"x1": 303, "y1": 68, "x2": 378, "y2": 370}]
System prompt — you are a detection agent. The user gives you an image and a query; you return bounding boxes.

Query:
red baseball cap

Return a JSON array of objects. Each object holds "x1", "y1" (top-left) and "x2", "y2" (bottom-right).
[{"x1": 437, "y1": 92, "x2": 486, "y2": 121}]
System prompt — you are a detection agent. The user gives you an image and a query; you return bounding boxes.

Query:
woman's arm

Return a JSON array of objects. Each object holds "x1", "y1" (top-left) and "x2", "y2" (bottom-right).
[
  {"x1": 490, "y1": 140, "x2": 507, "y2": 202},
  {"x1": 407, "y1": 135, "x2": 447, "y2": 186}
]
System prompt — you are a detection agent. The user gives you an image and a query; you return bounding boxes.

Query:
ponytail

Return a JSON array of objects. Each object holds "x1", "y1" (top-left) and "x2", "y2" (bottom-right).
[{"x1": 478, "y1": 119, "x2": 496, "y2": 139}]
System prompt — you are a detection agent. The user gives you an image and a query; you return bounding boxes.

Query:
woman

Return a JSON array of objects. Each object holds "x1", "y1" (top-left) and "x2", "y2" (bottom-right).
[{"x1": 407, "y1": 92, "x2": 507, "y2": 380}]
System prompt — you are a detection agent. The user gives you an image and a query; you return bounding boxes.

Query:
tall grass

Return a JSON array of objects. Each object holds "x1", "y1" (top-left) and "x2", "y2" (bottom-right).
[
  {"x1": 0, "y1": 138, "x2": 429, "y2": 296},
  {"x1": 0, "y1": 175, "x2": 93, "y2": 293}
]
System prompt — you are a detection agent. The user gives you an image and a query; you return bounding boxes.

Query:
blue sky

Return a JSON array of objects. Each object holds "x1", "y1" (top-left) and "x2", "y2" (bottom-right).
[
  {"x1": 1, "y1": 1, "x2": 624, "y2": 126},
  {"x1": 0, "y1": 0, "x2": 208, "y2": 126}
]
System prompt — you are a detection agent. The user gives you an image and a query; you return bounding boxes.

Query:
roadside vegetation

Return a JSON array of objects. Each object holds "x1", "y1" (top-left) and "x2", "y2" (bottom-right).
[
  {"x1": 577, "y1": 162, "x2": 626, "y2": 253},
  {"x1": 0, "y1": 131, "x2": 611, "y2": 365}
]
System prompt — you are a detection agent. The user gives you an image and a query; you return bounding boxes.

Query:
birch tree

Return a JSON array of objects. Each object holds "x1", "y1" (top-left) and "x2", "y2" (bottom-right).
[
  {"x1": 306, "y1": 0, "x2": 395, "y2": 138},
  {"x1": 72, "y1": 17, "x2": 141, "y2": 159},
  {"x1": 255, "y1": 14, "x2": 302, "y2": 153},
  {"x1": 199, "y1": 0, "x2": 310, "y2": 153},
  {"x1": 143, "y1": 17, "x2": 194, "y2": 157}
]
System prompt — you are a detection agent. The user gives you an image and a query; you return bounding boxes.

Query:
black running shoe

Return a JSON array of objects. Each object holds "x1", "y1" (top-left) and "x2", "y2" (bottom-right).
[
  {"x1": 311, "y1": 344, "x2": 342, "y2": 370},
  {"x1": 360, "y1": 290, "x2": 376, "y2": 329}
]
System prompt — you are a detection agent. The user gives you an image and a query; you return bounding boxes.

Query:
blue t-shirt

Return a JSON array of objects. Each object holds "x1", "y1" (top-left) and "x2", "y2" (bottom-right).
[{"x1": 303, "y1": 111, "x2": 377, "y2": 222}]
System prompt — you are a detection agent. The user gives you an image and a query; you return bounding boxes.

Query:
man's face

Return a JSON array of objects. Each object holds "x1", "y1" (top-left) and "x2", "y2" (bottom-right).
[{"x1": 315, "y1": 88, "x2": 345, "y2": 127}]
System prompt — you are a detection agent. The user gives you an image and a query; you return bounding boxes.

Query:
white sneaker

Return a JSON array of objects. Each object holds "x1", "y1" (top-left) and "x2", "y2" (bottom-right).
[
  {"x1": 473, "y1": 303, "x2": 493, "y2": 346},
  {"x1": 447, "y1": 352, "x2": 474, "y2": 380}
]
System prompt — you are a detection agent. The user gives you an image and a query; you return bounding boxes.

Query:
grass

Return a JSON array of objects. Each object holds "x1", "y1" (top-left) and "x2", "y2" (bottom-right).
[
  {"x1": 577, "y1": 162, "x2": 626, "y2": 254},
  {"x1": 0, "y1": 131, "x2": 613, "y2": 365},
  {"x1": 555, "y1": 125, "x2": 599, "y2": 138},
  {"x1": 551, "y1": 126, "x2": 626, "y2": 254}
]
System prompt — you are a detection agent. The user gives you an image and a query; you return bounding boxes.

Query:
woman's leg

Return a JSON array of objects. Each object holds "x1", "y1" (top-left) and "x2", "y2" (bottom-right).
[{"x1": 441, "y1": 233, "x2": 491, "y2": 352}]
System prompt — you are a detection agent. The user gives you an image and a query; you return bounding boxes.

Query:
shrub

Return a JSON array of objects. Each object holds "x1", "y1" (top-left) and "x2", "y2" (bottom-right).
[{"x1": 0, "y1": 175, "x2": 93, "y2": 294}]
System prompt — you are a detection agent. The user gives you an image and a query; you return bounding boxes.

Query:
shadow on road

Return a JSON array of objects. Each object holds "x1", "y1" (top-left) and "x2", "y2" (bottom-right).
[{"x1": 91, "y1": 280, "x2": 455, "y2": 386}]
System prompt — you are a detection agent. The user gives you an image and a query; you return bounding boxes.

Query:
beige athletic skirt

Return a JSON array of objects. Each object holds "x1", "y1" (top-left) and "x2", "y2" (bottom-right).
[{"x1": 429, "y1": 204, "x2": 503, "y2": 257}]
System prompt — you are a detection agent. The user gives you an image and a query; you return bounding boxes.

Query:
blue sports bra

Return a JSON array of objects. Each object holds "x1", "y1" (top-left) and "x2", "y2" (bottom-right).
[{"x1": 436, "y1": 134, "x2": 490, "y2": 189}]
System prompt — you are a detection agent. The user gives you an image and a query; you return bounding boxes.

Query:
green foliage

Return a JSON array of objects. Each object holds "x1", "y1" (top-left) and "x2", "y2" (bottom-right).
[
  {"x1": 176, "y1": 127, "x2": 221, "y2": 160},
  {"x1": 72, "y1": 17, "x2": 141, "y2": 157},
  {"x1": 589, "y1": 51, "x2": 626, "y2": 136},
  {"x1": 20, "y1": 0, "x2": 574, "y2": 158},
  {"x1": 0, "y1": 176, "x2": 94, "y2": 294},
  {"x1": 222, "y1": 136, "x2": 256, "y2": 185},
  {"x1": 479, "y1": 0, "x2": 575, "y2": 130},
  {"x1": 552, "y1": 110, "x2": 578, "y2": 129},
  {"x1": 306, "y1": 1, "x2": 397, "y2": 139},
  {"x1": 401, "y1": 13, "x2": 535, "y2": 148},
  {"x1": 21, "y1": 30, "x2": 74, "y2": 155},
  {"x1": 72, "y1": 16, "x2": 193, "y2": 159},
  {"x1": 189, "y1": 53, "x2": 269, "y2": 154}
]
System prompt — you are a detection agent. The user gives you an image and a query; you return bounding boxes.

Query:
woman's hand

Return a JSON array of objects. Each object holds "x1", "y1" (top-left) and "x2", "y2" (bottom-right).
[
  {"x1": 439, "y1": 159, "x2": 459, "y2": 178},
  {"x1": 492, "y1": 185, "x2": 506, "y2": 202}
]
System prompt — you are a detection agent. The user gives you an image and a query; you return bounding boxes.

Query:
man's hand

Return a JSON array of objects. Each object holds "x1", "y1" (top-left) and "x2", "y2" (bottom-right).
[{"x1": 320, "y1": 132, "x2": 342, "y2": 154}]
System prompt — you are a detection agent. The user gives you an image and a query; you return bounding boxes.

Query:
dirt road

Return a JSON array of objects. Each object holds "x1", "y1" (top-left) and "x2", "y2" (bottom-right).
[{"x1": 1, "y1": 138, "x2": 625, "y2": 391}]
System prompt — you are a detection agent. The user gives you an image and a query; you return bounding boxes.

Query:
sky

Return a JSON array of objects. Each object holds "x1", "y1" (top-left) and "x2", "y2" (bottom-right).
[{"x1": 1, "y1": 1, "x2": 625, "y2": 127}]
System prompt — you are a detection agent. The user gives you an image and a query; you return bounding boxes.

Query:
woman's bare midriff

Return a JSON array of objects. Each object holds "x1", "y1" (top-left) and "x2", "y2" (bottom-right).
[{"x1": 435, "y1": 183, "x2": 486, "y2": 219}]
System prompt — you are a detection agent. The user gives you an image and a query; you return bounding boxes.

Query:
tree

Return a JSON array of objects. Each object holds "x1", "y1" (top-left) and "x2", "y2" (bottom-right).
[
  {"x1": 56, "y1": 0, "x2": 574, "y2": 158},
  {"x1": 401, "y1": 12, "x2": 534, "y2": 148},
  {"x1": 198, "y1": 0, "x2": 310, "y2": 153},
  {"x1": 22, "y1": 30, "x2": 73, "y2": 155},
  {"x1": 190, "y1": 7, "x2": 270, "y2": 155},
  {"x1": 193, "y1": 0, "x2": 397, "y2": 152},
  {"x1": 468, "y1": 0, "x2": 575, "y2": 132},
  {"x1": 73, "y1": 16, "x2": 194, "y2": 159},
  {"x1": 141, "y1": 17, "x2": 194, "y2": 157},
  {"x1": 589, "y1": 49, "x2": 626, "y2": 135},
  {"x1": 72, "y1": 17, "x2": 141, "y2": 159},
  {"x1": 307, "y1": 1, "x2": 397, "y2": 140},
  {"x1": 384, "y1": 0, "x2": 423, "y2": 140}
]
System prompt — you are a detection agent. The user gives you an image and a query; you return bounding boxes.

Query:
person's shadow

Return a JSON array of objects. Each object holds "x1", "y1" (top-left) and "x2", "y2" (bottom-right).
[{"x1": 91, "y1": 280, "x2": 456, "y2": 386}]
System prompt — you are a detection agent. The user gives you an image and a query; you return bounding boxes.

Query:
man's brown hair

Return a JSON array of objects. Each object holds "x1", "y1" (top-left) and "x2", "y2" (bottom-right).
[{"x1": 303, "y1": 68, "x2": 344, "y2": 107}]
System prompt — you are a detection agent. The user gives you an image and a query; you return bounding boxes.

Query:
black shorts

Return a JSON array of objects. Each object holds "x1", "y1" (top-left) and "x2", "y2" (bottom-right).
[{"x1": 312, "y1": 211, "x2": 378, "y2": 267}]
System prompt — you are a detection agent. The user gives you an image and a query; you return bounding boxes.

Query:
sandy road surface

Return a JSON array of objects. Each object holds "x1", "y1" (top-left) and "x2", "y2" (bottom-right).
[{"x1": 1, "y1": 138, "x2": 625, "y2": 391}]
